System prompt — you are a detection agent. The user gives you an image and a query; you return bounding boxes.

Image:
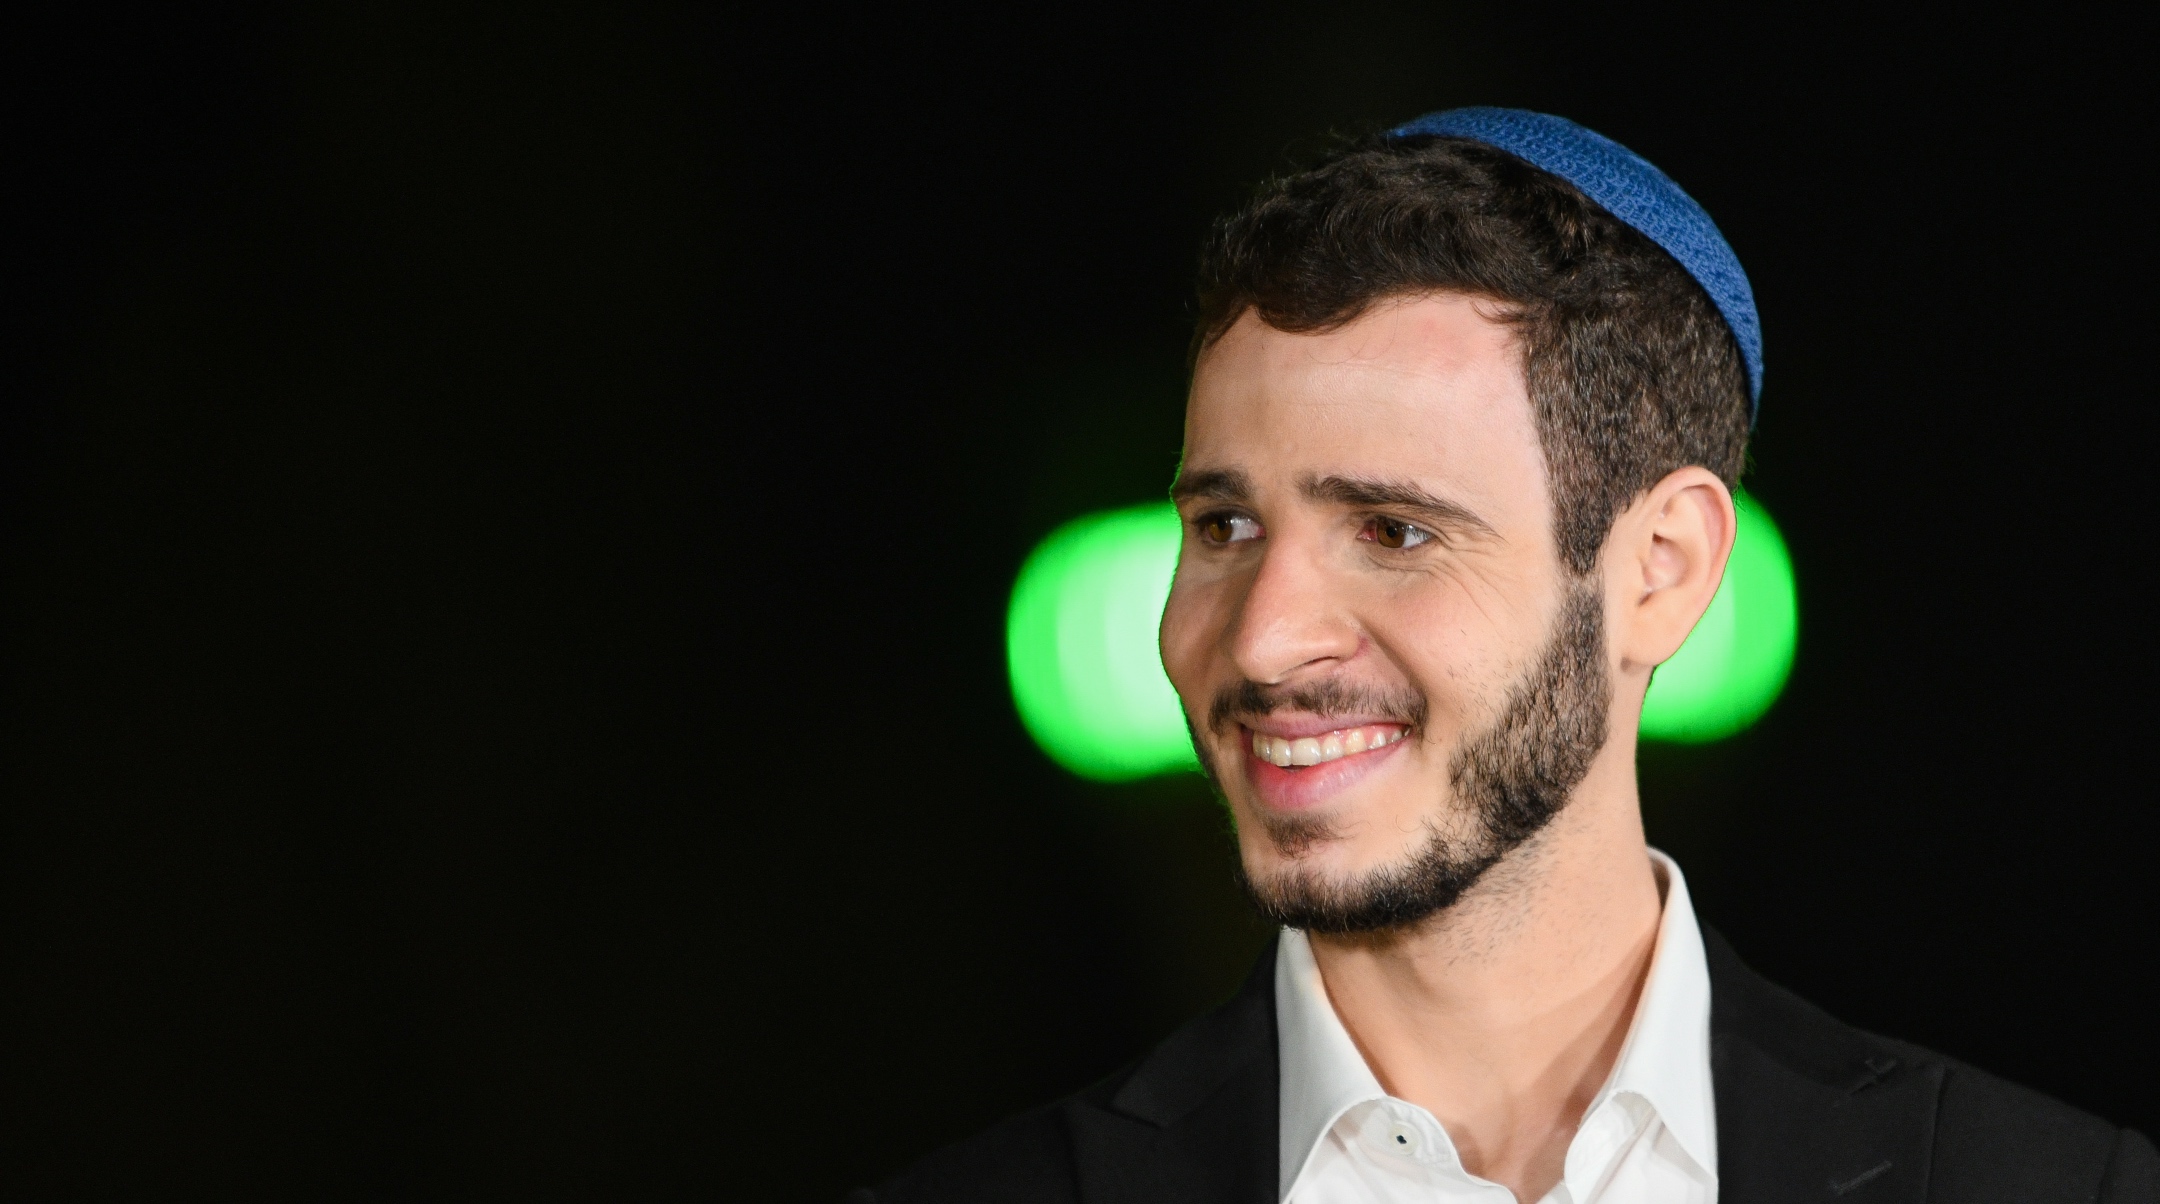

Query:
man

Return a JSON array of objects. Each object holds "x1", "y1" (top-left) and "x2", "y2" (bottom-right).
[{"x1": 854, "y1": 109, "x2": 2158, "y2": 1203}]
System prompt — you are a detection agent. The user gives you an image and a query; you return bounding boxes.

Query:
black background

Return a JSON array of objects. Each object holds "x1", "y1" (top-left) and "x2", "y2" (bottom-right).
[{"x1": 1, "y1": 3, "x2": 2151, "y2": 1199}]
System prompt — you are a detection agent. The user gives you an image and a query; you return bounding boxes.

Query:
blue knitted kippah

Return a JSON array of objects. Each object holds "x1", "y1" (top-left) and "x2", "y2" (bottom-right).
[{"x1": 1389, "y1": 107, "x2": 1762, "y2": 410}]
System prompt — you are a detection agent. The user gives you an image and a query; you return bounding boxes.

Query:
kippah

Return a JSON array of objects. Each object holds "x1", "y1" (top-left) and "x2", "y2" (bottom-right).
[{"x1": 1389, "y1": 107, "x2": 1763, "y2": 411}]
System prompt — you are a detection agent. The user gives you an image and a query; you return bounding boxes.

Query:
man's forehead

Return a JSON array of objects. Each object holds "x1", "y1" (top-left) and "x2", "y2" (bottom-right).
[{"x1": 1182, "y1": 297, "x2": 1544, "y2": 498}]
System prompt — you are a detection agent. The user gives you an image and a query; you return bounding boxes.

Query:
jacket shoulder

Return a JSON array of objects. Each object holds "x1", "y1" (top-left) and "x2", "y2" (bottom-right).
[
  {"x1": 1917, "y1": 1043, "x2": 2156, "y2": 1203},
  {"x1": 1704, "y1": 925, "x2": 2153, "y2": 1202}
]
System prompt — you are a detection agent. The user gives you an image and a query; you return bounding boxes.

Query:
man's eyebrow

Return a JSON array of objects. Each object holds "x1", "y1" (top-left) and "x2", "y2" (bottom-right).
[
  {"x1": 1168, "y1": 467, "x2": 1253, "y2": 504},
  {"x1": 1303, "y1": 474, "x2": 1500, "y2": 538}
]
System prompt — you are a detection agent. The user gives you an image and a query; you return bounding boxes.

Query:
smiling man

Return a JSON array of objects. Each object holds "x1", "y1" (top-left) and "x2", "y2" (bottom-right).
[{"x1": 854, "y1": 110, "x2": 2157, "y2": 1204}]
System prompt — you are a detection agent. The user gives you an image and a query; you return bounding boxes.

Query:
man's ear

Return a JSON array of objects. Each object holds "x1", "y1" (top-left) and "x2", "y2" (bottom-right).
[{"x1": 1609, "y1": 467, "x2": 1737, "y2": 671}]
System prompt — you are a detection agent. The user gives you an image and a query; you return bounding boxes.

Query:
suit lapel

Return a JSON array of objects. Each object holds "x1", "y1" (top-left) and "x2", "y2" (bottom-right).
[
  {"x1": 1067, "y1": 940, "x2": 1280, "y2": 1204},
  {"x1": 1707, "y1": 927, "x2": 1940, "y2": 1203}
]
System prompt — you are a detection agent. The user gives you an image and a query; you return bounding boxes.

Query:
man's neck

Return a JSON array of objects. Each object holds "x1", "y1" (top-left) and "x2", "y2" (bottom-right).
[{"x1": 1304, "y1": 750, "x2": 1664, "y2": 1201}]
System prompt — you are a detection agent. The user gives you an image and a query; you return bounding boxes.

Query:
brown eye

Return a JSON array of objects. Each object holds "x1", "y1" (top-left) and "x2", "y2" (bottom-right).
[
  {"x1": 1197, "y1": 514, "x2": 1261, "y2": 544},
  {"x1": 1370, "y1": 519, "x2": 1431, "y2": 550}
]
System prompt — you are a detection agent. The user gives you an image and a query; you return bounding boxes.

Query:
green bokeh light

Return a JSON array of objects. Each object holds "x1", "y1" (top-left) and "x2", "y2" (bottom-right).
[
  {"x1": 1007, "y1": 492, "x2": 1796, "y2": 779},
  {"x1": 1006, "y1": 503, "x2": 1199, "y2": 781}
]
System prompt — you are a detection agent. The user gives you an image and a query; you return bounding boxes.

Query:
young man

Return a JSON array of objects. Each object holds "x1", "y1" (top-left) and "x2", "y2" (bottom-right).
[{"x1": 855, "y1": 109, "x2": 2158, "y2": 1203}]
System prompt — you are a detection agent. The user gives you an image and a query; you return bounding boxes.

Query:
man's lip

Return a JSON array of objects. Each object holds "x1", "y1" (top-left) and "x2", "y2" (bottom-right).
[
  {"x1": 1236, "y1": 714, "x2": 1411, "y2": 740},
  {"x1": 1238, "y1": 722, "x2": 1409, "y2": 809}
]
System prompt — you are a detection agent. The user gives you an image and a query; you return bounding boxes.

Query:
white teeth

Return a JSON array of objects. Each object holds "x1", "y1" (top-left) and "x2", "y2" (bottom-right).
[{"x1": 1249, "y1": 724, "x2": 1407, "y2": 769}]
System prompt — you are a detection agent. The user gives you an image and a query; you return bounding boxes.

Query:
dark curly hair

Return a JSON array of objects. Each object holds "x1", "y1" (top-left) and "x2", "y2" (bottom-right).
[{"x1": 1194, "y1": 135, "x2": 1751, "y2": 575}]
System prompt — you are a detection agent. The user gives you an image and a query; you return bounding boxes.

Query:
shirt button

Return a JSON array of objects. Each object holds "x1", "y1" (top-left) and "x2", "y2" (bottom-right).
[{"x1": 1386, "y1": 1121, "x2": 1419, "y2": 1153}]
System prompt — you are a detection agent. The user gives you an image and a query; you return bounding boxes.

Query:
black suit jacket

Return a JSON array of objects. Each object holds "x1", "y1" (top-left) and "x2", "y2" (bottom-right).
[{"x1": 855, "y1": 928, "x2": 2157, "y2": 1202}]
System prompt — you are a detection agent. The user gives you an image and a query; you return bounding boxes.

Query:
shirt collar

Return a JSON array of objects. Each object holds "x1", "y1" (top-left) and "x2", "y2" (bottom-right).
[
  {"x1": 1600, "y1": 849, "x2": 1717, "y2": 1179},
  {"x1": 1273, "y1": 848, "x2": 1717, "y2": 1201},
  {"x1": 1274, "y1": 920, "x2": 1386, "y2": 1198}
]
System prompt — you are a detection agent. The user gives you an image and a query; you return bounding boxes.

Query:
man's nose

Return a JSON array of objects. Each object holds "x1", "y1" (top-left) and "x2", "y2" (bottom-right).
[{"x1": 1226, "y1": 538, "x2": 1360, "y2": 685}]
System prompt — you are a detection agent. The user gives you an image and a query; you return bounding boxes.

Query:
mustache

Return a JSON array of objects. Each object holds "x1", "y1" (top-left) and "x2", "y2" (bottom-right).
[{"x1": 1207, "y1": 676, "x2": 1429, "y2": 735}]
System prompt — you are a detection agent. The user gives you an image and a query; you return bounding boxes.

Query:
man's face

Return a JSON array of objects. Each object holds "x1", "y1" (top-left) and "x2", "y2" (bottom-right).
[{"x1": 1161, "y1": 295, "x2": 1611, "y2": 931}]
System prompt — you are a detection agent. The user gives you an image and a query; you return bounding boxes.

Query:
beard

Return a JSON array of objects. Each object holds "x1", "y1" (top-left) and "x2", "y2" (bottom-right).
[{"x1": 1198, "y1": 580, "x2": 1611, "y2": 936}]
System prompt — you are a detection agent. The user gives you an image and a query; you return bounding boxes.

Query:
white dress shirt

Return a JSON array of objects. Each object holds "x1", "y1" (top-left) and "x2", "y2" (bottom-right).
[{"x1": 1277, "y1": 850, "x2": 1717, "y2": 1204}]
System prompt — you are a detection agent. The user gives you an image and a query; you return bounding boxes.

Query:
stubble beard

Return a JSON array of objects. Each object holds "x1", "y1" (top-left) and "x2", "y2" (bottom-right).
[{"x1": 1197, "y1": 581, "x2": 1612, "y2": 936}]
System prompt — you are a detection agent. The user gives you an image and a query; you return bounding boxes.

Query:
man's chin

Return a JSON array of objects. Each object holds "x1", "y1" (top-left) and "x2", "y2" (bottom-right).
[
  {"x1": 1237, "y1": 808, "x2": 1343, "y2": 863},
  {"x1": 1239, "y1": 842, "x2": 1369, "y2": 900},
  {"x1": 1234, "y1": 824, "x2": 1503, "y2": 936}
]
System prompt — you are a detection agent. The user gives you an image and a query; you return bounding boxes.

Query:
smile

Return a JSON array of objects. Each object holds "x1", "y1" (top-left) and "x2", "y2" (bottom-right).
[{"x1": 1248, "y1": 724, "x2": 1408, "y2": 768}]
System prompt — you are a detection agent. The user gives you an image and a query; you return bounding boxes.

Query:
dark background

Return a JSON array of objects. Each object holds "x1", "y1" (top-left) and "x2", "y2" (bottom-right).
[{"x1": 1, "y1": 3, "x2": 2150, "y2": 1198}]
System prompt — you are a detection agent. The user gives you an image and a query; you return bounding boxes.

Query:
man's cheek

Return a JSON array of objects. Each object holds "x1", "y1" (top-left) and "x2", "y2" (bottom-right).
[{"x1": 1159, "y1": 589, "x2": 1219, "y2": 708}]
